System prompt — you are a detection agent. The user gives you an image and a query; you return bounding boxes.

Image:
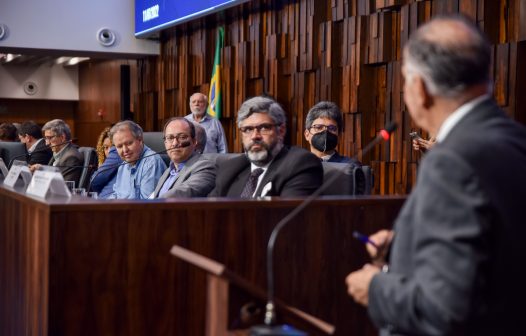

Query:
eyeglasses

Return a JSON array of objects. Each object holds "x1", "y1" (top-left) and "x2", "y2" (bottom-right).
[
  {"x1": 239, "y1": 123, "x2": 279, "y2": 135},
  {"x1": 163, "y1": 133, "x2": 191, "y2": 143},
  {"x1": 308, "y1": 124, "x2": 338, "y2": 134},
  {"x1": 43, "y1": 134, "x2": 59, "y2": 141}
]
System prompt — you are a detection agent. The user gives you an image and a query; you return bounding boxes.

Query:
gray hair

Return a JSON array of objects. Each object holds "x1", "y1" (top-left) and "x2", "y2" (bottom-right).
[
  {"x1": 236, "y1": 96, "x2": 287, "y2": 128},
  {"x1": 110, "y1": 120, "x2": 143, "y2": 141},
  {"x1": 193, "y1": 123, "x2": 207, "y2": 154},
  {"x1": 404, "y1": 15, "x2": 491, "y2": 98},
  {"x1": 189, "y1": 92, "x2": 208, "y2": 104},
  {"x1": 42, "y1": 119, "x2": 72, "y2": 140},
  {"x1": 305, "y1": 101, "x2": 343, "y2": 131}
]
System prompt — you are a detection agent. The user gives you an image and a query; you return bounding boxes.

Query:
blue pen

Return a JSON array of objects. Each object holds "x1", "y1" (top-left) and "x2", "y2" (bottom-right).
[{"x1": 352, "y1": 231, "x2": 379, "y2": 249}]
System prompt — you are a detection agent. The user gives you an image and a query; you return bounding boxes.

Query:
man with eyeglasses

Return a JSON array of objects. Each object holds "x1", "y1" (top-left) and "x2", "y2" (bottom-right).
[
  {"x1": 151, "y1": 117, "x2": 216, "y2": 198},
  {"x1": 30, "y1": 119, "x2": 83, "y2": 185},
  {"x1": 209, "y1": 96, "x2": 323, "y2": 197},
  {"x1": 108, "y1": 120, "x2": 166, "y2": 199},
  {"x1": 304, "y1": 101, "x2": 361, "y2": 167}
]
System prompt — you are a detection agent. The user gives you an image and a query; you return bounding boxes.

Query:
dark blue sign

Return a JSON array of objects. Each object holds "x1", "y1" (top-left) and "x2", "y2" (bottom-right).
[{"x1": 135, "y1": 0, "x2": 249, "y2": 37}]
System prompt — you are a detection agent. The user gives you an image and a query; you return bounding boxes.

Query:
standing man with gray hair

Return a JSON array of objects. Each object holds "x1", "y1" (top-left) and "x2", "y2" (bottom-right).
[
  {"x1": 108, "y1": 120, "x2": 166, "y2": 199},
  {"x1": 304, "y1": 101, "x2": 361, "y2": 166},
  {"x1": 346, "y1": 15, "x2": 526, "y2": 335},
  {"x1": 31, "y1": 119, "x2": 83, "y2": 186},
  {"x1": 185, "y1": 92, "x2": 228, "y2": 153},
  {"x1": 209, "y1": 96, "x2": 323, "y2": 197}
]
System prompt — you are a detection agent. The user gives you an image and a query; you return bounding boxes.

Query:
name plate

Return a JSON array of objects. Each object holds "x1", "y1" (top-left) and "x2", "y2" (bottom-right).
[
  {"x1": 4, "y1": 164, "x2": 32, "y2": 188},
  {"x1": 26, "y1": 170, "x2": 71, "y2": 198},
  {"x1": 0, "y1": 158, "x2": 8, "y2": 178}
]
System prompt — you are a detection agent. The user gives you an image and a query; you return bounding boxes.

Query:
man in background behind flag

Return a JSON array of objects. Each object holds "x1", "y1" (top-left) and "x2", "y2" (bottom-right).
[{"x1": 185, "y1": 28, "x2": 228, "y2": 153}]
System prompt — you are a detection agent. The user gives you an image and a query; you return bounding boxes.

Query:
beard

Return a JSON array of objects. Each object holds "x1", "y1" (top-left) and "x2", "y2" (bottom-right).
[{"x1": 245, "y1": 139, "x2": 283, "y2": 166}]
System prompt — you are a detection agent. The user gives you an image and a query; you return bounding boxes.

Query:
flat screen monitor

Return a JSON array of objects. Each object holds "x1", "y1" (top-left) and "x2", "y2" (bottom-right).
[
  {"x1": 0, "y1": 142, "x2": 28, "y2": 168},
  {"x1": 135, "y1": 0, "x2": 250, "y2": 37}
]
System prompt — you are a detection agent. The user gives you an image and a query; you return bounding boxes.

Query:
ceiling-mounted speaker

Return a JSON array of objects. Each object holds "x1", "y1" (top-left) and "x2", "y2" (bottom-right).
[
  {"x1": 97, "y1": 28, "x2": 116, "y2": 47},
  {"x1": 23, "y1": 82, "x2": 38, "y2": 96},
  {"x1": 0, "y1": 24, "x2": 8, "y2": 41}
]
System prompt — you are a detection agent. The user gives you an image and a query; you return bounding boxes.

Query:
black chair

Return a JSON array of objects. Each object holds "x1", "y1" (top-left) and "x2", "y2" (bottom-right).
[
  {"x1": 78, "y1": 147, "x2": 98, "y2": 189},
  {"x1": 143, "y1": 132, "x2": 170, "y2": 166}
]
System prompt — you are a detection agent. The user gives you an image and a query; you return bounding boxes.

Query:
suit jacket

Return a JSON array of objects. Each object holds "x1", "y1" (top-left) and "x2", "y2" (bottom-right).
[
  {"x1": 153, "y1": 152, "x2": 216, "y2": 198},
  {"x1": 368, "y1": 99, "x2": 526, "y2": 335},
  {"x1": 28, "y1": 138, "x2": 52, "y2": 165},
  {"x1": 48, "y1": 143, "x2": 83, "y2": 187},
  {"x1": 209, "y1": 146, "x2": 323, "y2": 197}
]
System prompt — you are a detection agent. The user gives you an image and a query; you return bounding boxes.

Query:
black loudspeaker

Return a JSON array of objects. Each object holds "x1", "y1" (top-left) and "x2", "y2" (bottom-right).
[{"x1": 120, "y1": 64, "x2": 132, "y2": 120}]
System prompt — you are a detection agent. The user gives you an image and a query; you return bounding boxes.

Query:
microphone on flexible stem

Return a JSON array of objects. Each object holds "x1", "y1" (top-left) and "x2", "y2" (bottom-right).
[{"x1": 251, "y1": 122, "x2": 398, "y2": 336}]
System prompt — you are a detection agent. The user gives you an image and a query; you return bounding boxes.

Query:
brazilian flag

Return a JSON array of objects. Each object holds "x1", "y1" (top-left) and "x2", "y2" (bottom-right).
[{"x1": 208, "y1": 27, "x2": 224, "y2": 119}]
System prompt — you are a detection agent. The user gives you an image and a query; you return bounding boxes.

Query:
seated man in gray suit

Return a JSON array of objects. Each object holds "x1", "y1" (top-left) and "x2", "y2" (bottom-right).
[
  {"x1": 152, "y1": 117, "x2": 216, "y2": 198},
  {"x1": 30, "y1": 119, "x2": 83, "y2": 186}
]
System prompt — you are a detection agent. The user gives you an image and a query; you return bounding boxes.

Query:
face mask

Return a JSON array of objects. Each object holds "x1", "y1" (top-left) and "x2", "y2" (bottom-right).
[{"x1": 311, "y1": 130, "x2": 338, "y2": 152}]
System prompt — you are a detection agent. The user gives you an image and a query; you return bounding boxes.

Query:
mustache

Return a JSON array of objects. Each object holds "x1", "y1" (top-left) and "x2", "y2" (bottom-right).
[{"x1": 247, "y1": 140, "x2": 270, "y2": 151}]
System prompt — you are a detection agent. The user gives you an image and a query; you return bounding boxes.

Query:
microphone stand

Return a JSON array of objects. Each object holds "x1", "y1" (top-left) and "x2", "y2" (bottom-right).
[{"x1": 251, "y1": 123, "x2": 397, "y2": 335}]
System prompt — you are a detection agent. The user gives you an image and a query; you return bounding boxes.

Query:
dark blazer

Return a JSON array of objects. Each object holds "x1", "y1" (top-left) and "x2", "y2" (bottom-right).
[
  {"x1": 368, "y1": 99, "x2": 526, "y2": 335},
  {"x1": 209, "y1": 146, "x2": 323, "y2": 197},
  {"x1": 28, "y1": 138, "x2": 52, "y2": 165},
  {"x1": 48, "y1": 143, "x2": 83, "y2": 187},
  {"x1": 153, "y1": 152, "x2": 216, "y2": 198}
]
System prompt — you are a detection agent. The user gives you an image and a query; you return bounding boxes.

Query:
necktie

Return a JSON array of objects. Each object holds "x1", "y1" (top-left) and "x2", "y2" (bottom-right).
[{"x1": 240, "y1": 168, "x2": 264, "y2": 198}]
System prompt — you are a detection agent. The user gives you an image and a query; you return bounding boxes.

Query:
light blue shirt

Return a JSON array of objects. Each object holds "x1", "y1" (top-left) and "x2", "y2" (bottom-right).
[
  {"x1": 108, "y1": 145, "x2": 166, "y2": 199},
  {"x1": 185, "y1": 113, "x2": 228, "y2": 153},
  {"x1": 158, "y1": 162, "x2": 185, "y2": 196}
]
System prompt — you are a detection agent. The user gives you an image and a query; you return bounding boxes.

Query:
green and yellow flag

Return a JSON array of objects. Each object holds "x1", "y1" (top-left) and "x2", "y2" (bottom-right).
[{"x1": 207, "y1": 27, "x2": 224, "y2": 119}]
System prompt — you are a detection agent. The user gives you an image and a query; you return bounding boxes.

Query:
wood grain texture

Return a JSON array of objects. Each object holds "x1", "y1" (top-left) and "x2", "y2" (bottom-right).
[
  {"x1": 133, "y1": 0, "x2": 526, "y2": 195},
  {"x1": 0, "y1": 185, "x2": 404, "y2": 336}
]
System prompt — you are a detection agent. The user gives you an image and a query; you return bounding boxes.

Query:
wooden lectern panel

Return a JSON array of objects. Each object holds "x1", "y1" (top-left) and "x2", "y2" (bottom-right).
[{"x1": 0, "y1": 186, "x2": 405, "y2": 335}]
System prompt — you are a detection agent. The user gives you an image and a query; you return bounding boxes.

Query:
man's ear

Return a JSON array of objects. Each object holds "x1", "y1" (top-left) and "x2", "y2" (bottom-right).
[
  {"x1": 278, "y1": 124, "x2": 286, "y2": 139},
  {"x1": 304, "y1": 129, "x2": 311, "y2": 141},
  {"x1": 416, "y1": 76, "x2": 434, "y2": 109}
]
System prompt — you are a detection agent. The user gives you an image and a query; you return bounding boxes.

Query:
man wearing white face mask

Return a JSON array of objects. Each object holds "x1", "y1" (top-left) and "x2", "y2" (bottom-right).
[{"x1": 304, "y1": 101, "x2": 361, "y2": 167}]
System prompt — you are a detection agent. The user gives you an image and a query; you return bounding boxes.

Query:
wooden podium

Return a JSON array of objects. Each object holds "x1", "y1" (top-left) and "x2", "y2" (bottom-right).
[
  {"x1": 0, "y1": 184, "x2": 404, "y2": 335},
  {"x1": 170, "y1": 244, "x2": 335, "y2": 335}
]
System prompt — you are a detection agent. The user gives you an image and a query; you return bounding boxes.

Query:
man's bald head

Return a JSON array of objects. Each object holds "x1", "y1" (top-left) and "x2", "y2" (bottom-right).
[{"x1": 403, "y1": 15, "x2": 491, "y2": 98}]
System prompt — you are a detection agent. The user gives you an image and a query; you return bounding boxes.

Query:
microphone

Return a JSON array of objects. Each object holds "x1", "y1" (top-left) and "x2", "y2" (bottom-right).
[{"x1": 253, "y1": 122, "x2": 398, "y2": 335}]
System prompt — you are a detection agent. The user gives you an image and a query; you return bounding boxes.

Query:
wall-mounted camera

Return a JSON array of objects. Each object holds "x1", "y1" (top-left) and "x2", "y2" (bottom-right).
[
  {"x1": 23, "y1": 82, "x2": 38, "y2": 96},
  {"x1": 0, "y1": 24, "x2": 8, "y2": 41},
  {"x1": 97, "y1": 28, "x2": 117, "y2": 47}
]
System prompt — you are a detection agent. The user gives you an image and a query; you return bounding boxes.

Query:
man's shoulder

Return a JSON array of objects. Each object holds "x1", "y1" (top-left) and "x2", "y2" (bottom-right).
[{"x1": 284, "y1": 146, "x2": 319, "y2": 161}]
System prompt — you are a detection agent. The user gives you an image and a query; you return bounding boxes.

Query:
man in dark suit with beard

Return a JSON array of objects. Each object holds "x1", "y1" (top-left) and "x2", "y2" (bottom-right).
[
  {"x1": 18, "y1": 121, "x2": 52, "y2": 165},
  {"x1": 346, "y1": 15, "x2": 526, "y2": 335},
  {"x1": 209, "y1": 96, "x2": 323, "y2": 198}
]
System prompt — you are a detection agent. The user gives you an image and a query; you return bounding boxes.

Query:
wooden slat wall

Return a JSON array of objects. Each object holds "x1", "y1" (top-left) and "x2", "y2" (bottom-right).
[{"x1": 135, "y1": 0, "x2": 526, "y2": 195}]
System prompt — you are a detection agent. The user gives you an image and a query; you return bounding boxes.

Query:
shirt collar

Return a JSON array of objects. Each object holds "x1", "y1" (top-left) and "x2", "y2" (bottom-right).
[
  {"x1": 53, "y1": 142, "x2": 70, "y2": 160},
  {"x1": 169, "y1": 161, "x2": 185, "y2": 175},
  {"x1": 436, "y1": 94, "x2": 491, "y2": 143},
  {"x1": 28, "y1": 138, "x2": 43, "y2": 153}
]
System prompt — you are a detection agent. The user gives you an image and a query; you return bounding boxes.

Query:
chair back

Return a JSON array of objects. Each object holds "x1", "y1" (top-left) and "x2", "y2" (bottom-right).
[
  {"x1": 143, "y1": 132, "x2": 170, "y2": 166},
  {"x1": 78, "y1": 147, "x2": 98, "y2": 189}
]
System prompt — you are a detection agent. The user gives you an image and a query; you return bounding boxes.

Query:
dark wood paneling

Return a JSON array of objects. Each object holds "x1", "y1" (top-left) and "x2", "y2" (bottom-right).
[
  {"x1": 0, "y1": 185, "x2": 405, "y2": 336},
  {"x1": 136, "y1": 0, "x2": 526, "y2": 194},
  {"x1": 0, "y1": 98, "x2": 76, "y2": 134}
]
